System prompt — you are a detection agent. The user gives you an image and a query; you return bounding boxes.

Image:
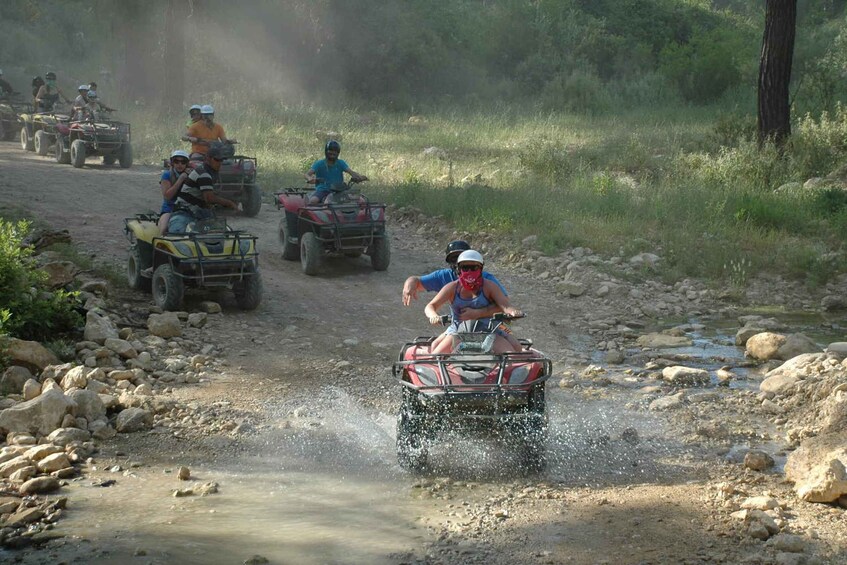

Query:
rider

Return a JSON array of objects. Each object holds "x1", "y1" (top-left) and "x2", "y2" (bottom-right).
[
  {"x1": 157, "y1": 150, "x2": 191, "y2": 235},
  {"x1": 34, "y1": 72, "x2": 70, "y2": 112},
  {"x1": 182, "y1": 105, "x2": 234, "y2": 159},
  {"x1": 72, "y1": 85, "x2": 90, "y2": 119},
  {"x1": 187, "y1": 104, "x2": 202, "y2": 128},
  {"x1": 425, "y1": 250, "x2": 523, "y2": 354},
  {"x1": 0, "y1": 70, "x2": 15, "y2": 97},
  {"x1": 304, "y1": 140, "x2": 368, "y2": 204},
  {"x1": 31, "y1": 76, "x2": 44, "y2": 105},
  {"x1": 402, "y1": 240, "x2": 507, "y2": 322},
  {"x1": 167, "y1": 142, "x2": 238, "y2": 234},
  {"x1": 85, "y1": 82, "x2": 115, "y2": 113}
]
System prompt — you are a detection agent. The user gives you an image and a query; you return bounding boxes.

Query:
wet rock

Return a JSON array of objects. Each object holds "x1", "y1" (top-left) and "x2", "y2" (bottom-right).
[
  {"x1": 199, "y1": 301, "x2": 222, "y2": 314},
  {"x1": 636, "y1": 333, "x2": 692, "y2": 349},
  {"x1": 776, "y1": 333, "x2": 822, "y2": 361},
  {"x1": 767, "y1": 534, "x2": 805, "y2": 553},
  {"x1": 46, "y1": 427, "x2": 91, "y2": 446},
  {"x1": 1, "y1": 366, "x2": 33, "y2": 395},
  {"x1": 746, "y1": 332, "x2": 787, "y2": 361},
  {"x1": 116, "y1": 407, "x2": 153, "y2": 433},
  {"x1": 22, "y1": 379, "x2": 41, "y2": 401},
  {"x1": 744, "y1": 450, "x2": 775, "y2": 471},
  {"x1": 0, "y1": 389, "x2": 75, "y2": 435},
  {"x1": 784, "y1": 432, "x2": 847, "y2": 502},
  {"x1": 84, "y1": 310, "x2": 119, "y2": 344},
  {"x1": 188, "y1": 313, "x2": 208, "y2": 328},
  {"x1": 148, "y1": 312, "x2": 182, "y2": 338},
  {"x1": 104, "y1": 338, "x2": 138, "y2": 359},
  {"x1": 649, "y1": 392, "x2": 685, "y2": 411},
  {"x1": 3, "y1": 338, "x2": 60, "y2": 373},
  {"x1": 36, "y1": 453, "x2": 71, "y2": 473},
  {"x1": 661, "y1": 366, "x2": 709, "y2": 387}
]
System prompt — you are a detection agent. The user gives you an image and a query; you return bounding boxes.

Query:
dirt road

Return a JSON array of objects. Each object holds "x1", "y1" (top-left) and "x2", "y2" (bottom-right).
[{"x1": 1, "y1": 143, "x2": 843, "y2": 564}]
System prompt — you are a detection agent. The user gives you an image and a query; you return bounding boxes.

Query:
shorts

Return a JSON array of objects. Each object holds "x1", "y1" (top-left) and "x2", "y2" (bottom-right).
[
  {"x1": 309, "y1": 191, "x2": 330, "y2": 203},
  {"x1": 167, "y1": 209, "x2": 212, "y2": 234}
]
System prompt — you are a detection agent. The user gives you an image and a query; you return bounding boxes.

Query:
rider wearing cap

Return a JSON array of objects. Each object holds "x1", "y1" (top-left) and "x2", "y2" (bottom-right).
[
  {"x1": 402, "y1": 240, "x2": 507, "y2": 322},
  {"x1": 304, "y1": 140, "x2": 368, "y2": 204},
  {"x1": 187, "y1": 104, "x2": 202, "y2": 128},
  {"x1": 425, "y1": 250, "x2": 522, "y2": 354},
  {"x1": 34, "y1": 72, "x2": 70, "y2": 112},
  {"x1": 182, "y1": 104, "x2": 234, "y2": 159},
  {"x1": 167, "y1": 142, "x2": 238, "y2": 234},
  {"x1": 0, "y1": 70, "x2": 15, "y2": 97},
  {"x1": 157, "y1": 149, "x2": 192, "y2": 235}
]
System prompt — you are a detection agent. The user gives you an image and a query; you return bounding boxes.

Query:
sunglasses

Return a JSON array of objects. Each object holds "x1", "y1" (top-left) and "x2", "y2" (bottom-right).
[
  {"x1": 172, "y1": 159, "x2": 188, "y2": 165},
  {"x1": 459, "y1": 265, "x2": 482, "y2": 272}
]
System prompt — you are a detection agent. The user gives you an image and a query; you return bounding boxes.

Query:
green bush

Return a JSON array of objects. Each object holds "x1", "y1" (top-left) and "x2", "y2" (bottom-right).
[{"x1": 0, "y1": 220, "x2": 82, "y2": 341}]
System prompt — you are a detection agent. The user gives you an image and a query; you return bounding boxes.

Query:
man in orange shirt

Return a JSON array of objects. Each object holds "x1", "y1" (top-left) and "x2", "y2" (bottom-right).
[{"x1": 182, "y1": 105, "x2": 236, "y2": 158}]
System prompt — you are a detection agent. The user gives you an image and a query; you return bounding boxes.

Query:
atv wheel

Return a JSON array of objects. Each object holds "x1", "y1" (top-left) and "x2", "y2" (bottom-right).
[
  {"x1": 278, "y1": 217, "x2": 299, "y2": 261},
  {"x1": 242, "y1": 183, "x2": 262, "y2": 217},
  {"x1": 300, "y1": 232, "x2": 322, "y2": 276},
  {"x1": 118, "y1": 143, "x2": 133, "y2": 168},
  {"x1": 233, "y1": 266, "x2": 262, "y2": 310},
  {"x1": 20, "y1": 127, "x2": 34, "y2": 152},
  {"x1": 369, "y1": 234, "x2": 391, "y2": 271},
  {"x1": 70, "y1": 139, "x2": 86, "y2": 168},
  {"x1": 152, "y1": 263, "x2": 184, "y2": 311},
  {"x1": 127, "y1": 246, "x2": 151, "y2": 292},
  {"x1": 518, "y1": 406, "x2": 548, "y2": 474},
  {"x1": 54, "y1": 137, "x2": 70, "y2": 164},
  {"x1": 34, "y1": 130, "x2": 49, "y2": 156},
  {"x1": 397, "y1": 409, "x2": 428, "y2": 472},
  {"x1": 103, "y1": 154, "x2": 116, "y2": 166}
]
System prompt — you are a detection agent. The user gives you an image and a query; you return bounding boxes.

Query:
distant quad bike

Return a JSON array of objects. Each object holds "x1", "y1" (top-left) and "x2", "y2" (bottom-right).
[
  {"x1": 124, "y1": 214, "x2": 262, "y2": 311},
  {"x1": 180, "y1": 142, "x2": 261, "y2": 217},
  {"x1": 393, "y1": 314, "x2": 552, "y2": 473},
  {"x1": 55, "y1": 110, "x2": 132, "y2": 168},
  {"x1": 19, "y1": 107, "x2": 70, "y2": 156},
  {"x1": 274, "y1": 179, "x2": 390, "y2": 275},
  {"x1": 0, "y1": 95, "x2": 30, "y2": 141}
]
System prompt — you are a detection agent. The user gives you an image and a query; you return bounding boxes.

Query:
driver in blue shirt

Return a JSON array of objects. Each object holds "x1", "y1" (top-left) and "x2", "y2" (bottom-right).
[
  {"x1": 304, "y1": 139, "x2": 367, "y2": 204},
  {"x1": 402, "y1": 240, "x2": 508, "y2": 322}
]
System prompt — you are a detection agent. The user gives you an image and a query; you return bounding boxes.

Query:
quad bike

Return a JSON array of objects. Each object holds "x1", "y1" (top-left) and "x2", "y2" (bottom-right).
[
  {"x1": 274, "y1": 179, "x2": 390, "y2": 275},
  {"x1": 393, "y1": 313, "x2": 552, "y2": 473},
  {"x1": 124, "y1": 213, "x2": 262, "y2": 311},
  {"x1": 54, "y1": 109, "x2": 132, "y2": 168},
  {"x1": 0, "y1": 95, "x2": 31, "y2": 141},
  {"x1": 19, "y1": 106, "x2": 70, "y2": 155}
]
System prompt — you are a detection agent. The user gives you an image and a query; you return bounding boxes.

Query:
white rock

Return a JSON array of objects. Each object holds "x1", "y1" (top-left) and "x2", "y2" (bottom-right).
[
  {"x1": 661, "y1": 366, "x2": 709, "y2": 387},
  {"x1": 746, "y1": 332, "x2": 786, "y2": 361},
  {"x1": 84, "y1": 310, "x2": 119, "y2": 344},
  {"x1": 36, "y1": 452, "x2": 71, "y2": 473},
  {"x1": 784, "y1": 432, "x2": 847, "y2": 502},
  {"x1": 22, "y1": 379, "x2": 41, "y2": 401},
  {"x1": 60, "y1": 366, "x2": 88, "y2": 391},
  {"x1": 46, "y1": 427, "x2": 91, "y2": 446},
  {"x1": 0, "y1": 389, "x2": 76, "y2": 435}
]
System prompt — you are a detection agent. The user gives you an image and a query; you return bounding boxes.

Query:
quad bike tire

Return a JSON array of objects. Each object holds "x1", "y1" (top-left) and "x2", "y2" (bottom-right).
[
  {"x1": 241, "y1": 183, "x2": 262, "y2": 217},
  {"x1": 34, "y1": 130, "x2": 49, "y2": 156},
  {"x1": 126, "y1": 246, "x2": 151, "y2": 291},
  {"x1": 152, "y1": 263, "x2": 184, "y2": 311},
  {"x1": 20, "y1": 127, "x2": 34, "y2": 151},
  {"x1": 233, "y1": 265, "x2": 262, "y2": 311},
  {"x1": 300, "y1": 232, "x2": 322, "y2": 276},
  {"x1": 70, "y1": 139, "x2": 86, "y2": 168},
  {"x1": 519, "y1": 415, "x2": 548, "y2": 474},
  {"x1": 369, "y1": 234, "x2": 391, "y2": 271},
  {"x1": 396, "y1": 409, "x2": 428, "y2": 472},
  {"x1": 54, "y1": 137, "x2": 70, "y2": 164},
  {"x1": 118, "y1": 143, "x2": 133, "y2": 168},
  {"x1": 103, "y1": 154, "x2": 116, "y2": 166},
  {"x1": 278, "y1": 217, "x2": 299, "y2": 261}
]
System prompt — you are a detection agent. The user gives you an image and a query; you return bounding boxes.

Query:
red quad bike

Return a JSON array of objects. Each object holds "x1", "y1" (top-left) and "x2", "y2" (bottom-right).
[
  {"x1": 274, "y1": 179, "x2": 390, "y2": 275},
  {"x1": 393, "y1": 313, "x2": 552, "y2": 473},
  {"x1": 54, "y1": 110, "x2": 132, "y2": 168}
]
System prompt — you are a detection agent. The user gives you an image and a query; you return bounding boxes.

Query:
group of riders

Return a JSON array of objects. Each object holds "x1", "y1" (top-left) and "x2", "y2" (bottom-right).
[{"x1": 0, "y1": 70, "x2": 113, "y2": 122}]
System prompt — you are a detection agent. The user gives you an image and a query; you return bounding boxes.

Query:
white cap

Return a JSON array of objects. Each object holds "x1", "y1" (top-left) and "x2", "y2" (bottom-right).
[
  {"x1": 189, "y1": 104, "x2": 201, "y2": 111},
  {"x1": 87, "y1": 90, "x2": 97, "y2": 98},
  {"x1": 456, "y1": 250, "x2": 484, "y2": 265},
  {"x1": 78, "y1": 84, "x2": 89, "y2": 90},
  {"x1": 171, "y1": 149, "x2": 190, "y2": 160},
  {"x1": 200, "y1": 104, "x2": 214, "y2": 114}
]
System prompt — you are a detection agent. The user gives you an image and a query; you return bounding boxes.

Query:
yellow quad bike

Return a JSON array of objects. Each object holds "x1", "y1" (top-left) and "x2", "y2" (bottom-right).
[{"x1": 124, "y1": 214, "x2": 262, "y2": 311}]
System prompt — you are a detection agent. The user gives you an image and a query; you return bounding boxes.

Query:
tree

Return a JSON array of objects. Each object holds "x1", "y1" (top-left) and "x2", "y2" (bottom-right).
[
  {"x1": 757, "y1": 0, "x2": 797, "y2": 146},
  {"x1": 163, "y1": 0, "x2": 187, "y2": 112}
]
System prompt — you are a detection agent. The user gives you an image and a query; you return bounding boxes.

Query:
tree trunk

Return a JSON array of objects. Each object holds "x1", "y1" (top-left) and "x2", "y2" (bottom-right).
[
  {"x1": 163, "y1": 0, "x2": 186, "y2": 113},
  {"x1": 757, "y1": 0, "x2": 797, "y2": 146}
]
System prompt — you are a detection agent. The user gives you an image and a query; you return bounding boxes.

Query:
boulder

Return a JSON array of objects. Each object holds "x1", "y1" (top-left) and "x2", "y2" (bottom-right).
[
  {"x1": 759, "y1": 374, "x2": 800, "y2": 396},
  {"x1": 67, "y1": 389, "x2": 107, "y2": 421},
  {"x1": 187, "y1": 312, "x2": 208, "y2": 328},
  {"x1": 104, "y1": 338, "x2": 138, "y2": 359},
  {"x1": 46, "y1": 427, "x2": 91, "y2": 446},
  {"x1": 147, "y1": 312, "x2": 182, "y2": 338},
  {"x1": 22, "y1": 379, "x2": 41, "y2": 401},
  {"x1": 0, "y1": 366, "x2": 33, "y2": 395},
  {"x1": 199, "y1": 301, "x2": 222, "y2": 314},
  {"x1": 825, "y1": 342, "x2": 847, "y2": 360},
  {"x1": 784, "y1": 432, "x2": 847, "y2": 502},
  {"x1": 819, "y1": 391, "x2": 847, "y2": 434},
  {"x1": 661, "y1": 366, "x2": 709, "y2": 387},
  {"x1": 636, "y1": 333, "x2": 692, "y2": 349},
  {"x1": 822, "y1": 294, "x2": 847, "y2": 311},
  {"x1": 36, "y1": 452, "x2": 71, "y2": 473},
  {"x1": 746, "y1": 332, "x2": 786, "y2": 361},
  {"x1": 765, "y1": 353, "x2": 825, "y2": 379},
  {"x1": 116, "y1": 407, "x2": 153, "y2": 433},
  {"x1": 60, "y1": 366, "x2": 88, "y2": 390},
  {"x1": 40, "y1": 261, "x2": 78, "y2": 288},
  {"x1": 776, "y1": 333, "x2": 822, "y2": 361},
  {"x1": 84, "y1": 310, "x2": 119, "y2": 344},
  {"x1": 735, "y1": 326, "x2": 766, "y2": 346},
  {"x1": 3, "y1": 338, "x2": 59, "y2": 373},
  {"x1": 41, "y1": 362, "x2": 73, "y2": 382},
  {"x1": 0, "y1": 389, "x2": 75, "y2": 435}
]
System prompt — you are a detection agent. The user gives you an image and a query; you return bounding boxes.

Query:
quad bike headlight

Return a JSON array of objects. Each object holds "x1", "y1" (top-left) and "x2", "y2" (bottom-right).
[
  {"x1": 370, "y1": 208, "x2": 382, "y2": 221},
  {"x1": 172, "y1": 242, "x2": 193, "y2": 257},
  {"x1": 509, "y1": 365, "x2": 531, "y2": 385},
  {"x1": 238, "y1": 240, "x2": 252, "y2": 255},
  {"x1": 414, "y1": 365, "x2": 439, "y2": 386}
]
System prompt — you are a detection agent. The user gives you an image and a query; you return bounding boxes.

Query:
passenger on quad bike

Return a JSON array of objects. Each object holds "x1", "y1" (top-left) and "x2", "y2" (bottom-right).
[
  {"x1": 402, "y1": 240, "x2": 507, "y2": 313},
  {"x1": 425, "y1": 250, "x2": 523, "y2": 354},
  {"x1": 158, "y1": 149, "x2": 191, "y2": 235},
  {"x1": 167, "y1": 142, "x2": 238, "y2": 234},
  {"x1": 0, "y1": 70, "x2": 15, "y2": 97},
  {"x1": 182, "y1": 105, "x2": 235, "y2": 159},
  {"x1": 187, "y1": 104, "x2": 202, "y2": 128},
  {"x1": 30, "y1": 76, "x2": 44, "y2": 106},
  {"x1": 305, "y1": 140, "x2": 368, "y2": 204},
  {"x1": 72, "y1": 85, "x2": 90, "y2": 119},
  {"x1": 34, "y1": 72, "x2": 70, "y2": 112},
  {"x1": 85, "y1": 83, "x2": 114, "y2": 112}
]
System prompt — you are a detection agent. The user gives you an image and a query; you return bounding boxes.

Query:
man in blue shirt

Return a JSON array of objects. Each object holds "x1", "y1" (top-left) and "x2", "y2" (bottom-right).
[
  {"x1": 402, "y1": 240, "x2": 508, "y2": 322},
  {"x1": 305, "y1": 140, "x2": 368, "y2": 204}
]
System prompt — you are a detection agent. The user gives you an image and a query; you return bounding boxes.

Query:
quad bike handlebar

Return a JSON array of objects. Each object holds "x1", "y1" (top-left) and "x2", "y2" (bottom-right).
[{"x1": 437, "y1": 312, "x2": 526, "y2": 326}]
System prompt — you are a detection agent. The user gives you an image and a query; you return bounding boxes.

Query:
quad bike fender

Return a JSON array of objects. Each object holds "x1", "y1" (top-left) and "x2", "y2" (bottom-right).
[
  {"x1": 282, "y1": 193, "x2": 307, "y2": 213},
  {"x1": 56, "y1": 123, "x2": 70, "y2": 135}
]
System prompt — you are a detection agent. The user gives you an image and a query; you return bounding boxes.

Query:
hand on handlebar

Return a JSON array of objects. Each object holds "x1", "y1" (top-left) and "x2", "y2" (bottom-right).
[{"x1": 429, "y1": 315, "x2": 444, "y2": 326}]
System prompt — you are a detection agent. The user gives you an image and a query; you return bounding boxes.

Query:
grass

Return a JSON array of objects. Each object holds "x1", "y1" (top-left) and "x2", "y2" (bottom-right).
[{"x1": 124, "y1": 101, "x2": 847, "y2": 287}]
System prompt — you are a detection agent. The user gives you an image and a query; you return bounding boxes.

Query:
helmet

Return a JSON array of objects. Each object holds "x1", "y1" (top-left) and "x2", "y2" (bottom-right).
[
  {"x1": 45, "y1": 71, "x2": 56, "y2": 80},
  {"x1": 325, "y1": 140, "x2": 341, "y2": 155},
  {"x1": 78, "y1": 84, "x2": 89, "y2": 91},
  {"x1": 170, "y1": 149, "x2": 190, "y2": 160},
  {"x1": 87, "y1": 90, "x2": 97, "y2": 99},
  {"x1": 456, "y1": 250, "x2": 484, "y2": 266},
  {"x1": 189, "y1": 104, "x2": 202, "y2": 113},
  {"x1": 444, "y1": 240, "x2": 470, "y2": 263},
  {"x1": 200, "y1": 104, "x2": 214, "y2": 114}
]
